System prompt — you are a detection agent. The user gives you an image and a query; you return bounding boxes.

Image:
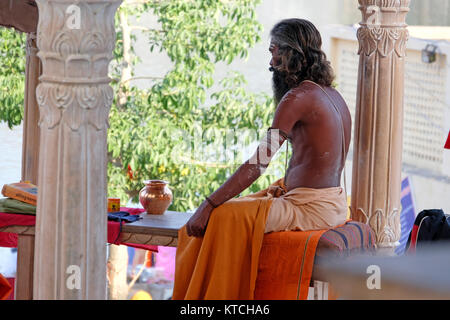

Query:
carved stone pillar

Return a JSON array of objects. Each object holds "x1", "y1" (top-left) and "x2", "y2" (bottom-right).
[
  {"x1": 33, "y1": 0, "x2": 121, "y2": 299},
  {"x1": 21, "y1": 33, "x2": 41, "y2": 185},
  {"x1": 351, "y1": 0, "x2": 410, "y2": 253}
]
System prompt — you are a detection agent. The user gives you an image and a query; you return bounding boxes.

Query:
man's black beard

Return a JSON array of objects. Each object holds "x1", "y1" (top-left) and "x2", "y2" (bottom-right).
[{"x1": 271, "y1": 69, "x2": 291, "y2": 107}]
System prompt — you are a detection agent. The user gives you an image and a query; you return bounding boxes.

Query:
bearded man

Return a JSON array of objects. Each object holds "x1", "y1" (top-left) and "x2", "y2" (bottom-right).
[{"x1": 173, "y1": 18, "x2": 352, "y2": 300}]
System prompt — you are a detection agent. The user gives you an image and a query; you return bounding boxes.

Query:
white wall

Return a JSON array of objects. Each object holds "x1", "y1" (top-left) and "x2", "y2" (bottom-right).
[{"x1": 0, "y1": 123, "x2": 22, "y2": 193}]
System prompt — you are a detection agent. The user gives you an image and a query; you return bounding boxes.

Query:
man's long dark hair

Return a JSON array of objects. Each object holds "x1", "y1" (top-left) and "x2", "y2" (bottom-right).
[{"x1": 270, "y1": 18, "x2": 334, "y2": 104}]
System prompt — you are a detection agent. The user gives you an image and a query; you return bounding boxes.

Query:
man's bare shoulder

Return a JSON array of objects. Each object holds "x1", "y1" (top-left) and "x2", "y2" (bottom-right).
[
  {"x1": 276, "y1": 81, "x2": 318, "y2": 112},
  {"x1": 272, "y1": 82, "x2": 319, "y2": 131}
]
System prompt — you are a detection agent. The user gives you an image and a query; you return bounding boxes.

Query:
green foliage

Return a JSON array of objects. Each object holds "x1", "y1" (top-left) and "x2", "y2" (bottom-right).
[
  {"x1": 108, "y1": 0, "x2": 287, "y2": 211},
  {"x1": 0, "y1": 28, "x2": 26, "y2": 128}
]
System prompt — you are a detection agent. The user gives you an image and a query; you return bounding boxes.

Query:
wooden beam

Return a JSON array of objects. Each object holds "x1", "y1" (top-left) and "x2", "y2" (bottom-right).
[
  {"x1": 21, "y1": 33, "x2": 41, "y2": 185},
  {"x1": 0, "y1": 0, "x2": 38, "y2": 33},
  {"x1": 15, "y1": 234, "x2": 35, "y2": 300}
]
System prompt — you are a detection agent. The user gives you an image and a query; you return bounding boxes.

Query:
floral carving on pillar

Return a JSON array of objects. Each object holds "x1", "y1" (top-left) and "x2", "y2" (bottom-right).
[
  {"x1": 33, "y1": 0, "x2": 121, "y2": 299},
  {"x1": 351, "y1": 0, "x2": 410, "y2": 252},
  {"x1": 36, "y1": 1, "x2": 117, "y2": 132}
]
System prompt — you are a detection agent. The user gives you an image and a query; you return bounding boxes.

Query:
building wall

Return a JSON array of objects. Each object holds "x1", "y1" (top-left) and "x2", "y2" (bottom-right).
[
  {"x1": 323, "y1": 25, "x2": 450, "y2": 215},
  {"x1": 408, "y1": 0, "x2": 450, "y2": 26}
]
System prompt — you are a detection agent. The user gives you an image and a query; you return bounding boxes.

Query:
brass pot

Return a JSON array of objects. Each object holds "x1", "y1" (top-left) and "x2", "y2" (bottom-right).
[{"x1": 139, "y1": 180, "x2": 173, "y2": 215}]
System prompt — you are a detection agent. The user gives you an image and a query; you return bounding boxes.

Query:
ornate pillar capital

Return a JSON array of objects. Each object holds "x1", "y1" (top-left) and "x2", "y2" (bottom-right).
[
  {"x1": 35, "y1": 0, "x2": 120, "y2": 131},
  {"x1": 357, "y1": 0, "x2": 410, "y2": 58},
  {"x1": 358, "y1": 0, "x2": 410, "y2": 25}
]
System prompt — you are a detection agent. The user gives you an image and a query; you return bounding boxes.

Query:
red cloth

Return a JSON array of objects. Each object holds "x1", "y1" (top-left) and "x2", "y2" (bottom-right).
[
  {"x1": 0, "y1": 274, "x2": 12, "y2": 300},
  {"x1": 108, "y1": 207, "x2": 158, "y2": 252},
  {"x1": 0, "y1": 207, "x2": 157, "y2": 252},
  {"x1": 445, "y1": 130, "x2": 450, "y2": 149},
  {"x1": 407, "y1": 224, "x2": 419, "y2": 254},
  {"x1": 0, "y1": 213, "x2": 35, "y2": 247},
  {"x1": 5, "y1": 278, "x2": 14, "y2": 300}
]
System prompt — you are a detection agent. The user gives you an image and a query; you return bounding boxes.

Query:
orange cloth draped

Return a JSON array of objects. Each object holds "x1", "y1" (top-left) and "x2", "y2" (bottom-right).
[
  {"x1": 254, "y1": 229, "x2": 327, "y2": 300},
  {"x1": 0, "y1": 274, "x2": 12, "y2": 300},
  {"x1": 173, "y1": 178, "x2": 348, "y2": 300},
  {"x1": 173, "y1": 194, "x2": 273, "y2": 299}
]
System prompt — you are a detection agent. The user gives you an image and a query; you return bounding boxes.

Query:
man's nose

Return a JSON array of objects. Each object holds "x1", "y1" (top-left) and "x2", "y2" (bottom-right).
[{"x1": 269, "y1": 58, "x2": 275, "y2": 72}]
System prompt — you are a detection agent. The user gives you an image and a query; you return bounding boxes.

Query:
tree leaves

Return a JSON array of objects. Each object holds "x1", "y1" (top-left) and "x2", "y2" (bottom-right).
[{"x1": 0, "y1": 28, "x2": 26, "y2": 128}]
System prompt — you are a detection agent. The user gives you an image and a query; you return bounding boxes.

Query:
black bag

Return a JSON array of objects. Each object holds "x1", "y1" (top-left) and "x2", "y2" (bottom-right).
[
  {"x1": 406, "y1": 209, "x2": 450, "y2": 252},
  {"x1": 107, "y1": 211, "x2": 142, "y2": 223}
]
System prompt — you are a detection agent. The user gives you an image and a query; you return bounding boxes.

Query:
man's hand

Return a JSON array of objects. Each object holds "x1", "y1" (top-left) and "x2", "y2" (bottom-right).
[{"x1": 186, "y1": 200, "x2": 214, "y2": 237}]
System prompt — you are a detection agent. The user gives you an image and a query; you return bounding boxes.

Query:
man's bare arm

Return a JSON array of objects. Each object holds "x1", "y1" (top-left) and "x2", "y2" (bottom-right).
[
  {"x1": 203, "y1": 87, "x2": 310, "y2": 207},
  {"x1": 185, "y1": 129, "x2": 286, "y2": 237},
  {"x1": 206, "y1": 129, "x2": 286, "y2": 207}
]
